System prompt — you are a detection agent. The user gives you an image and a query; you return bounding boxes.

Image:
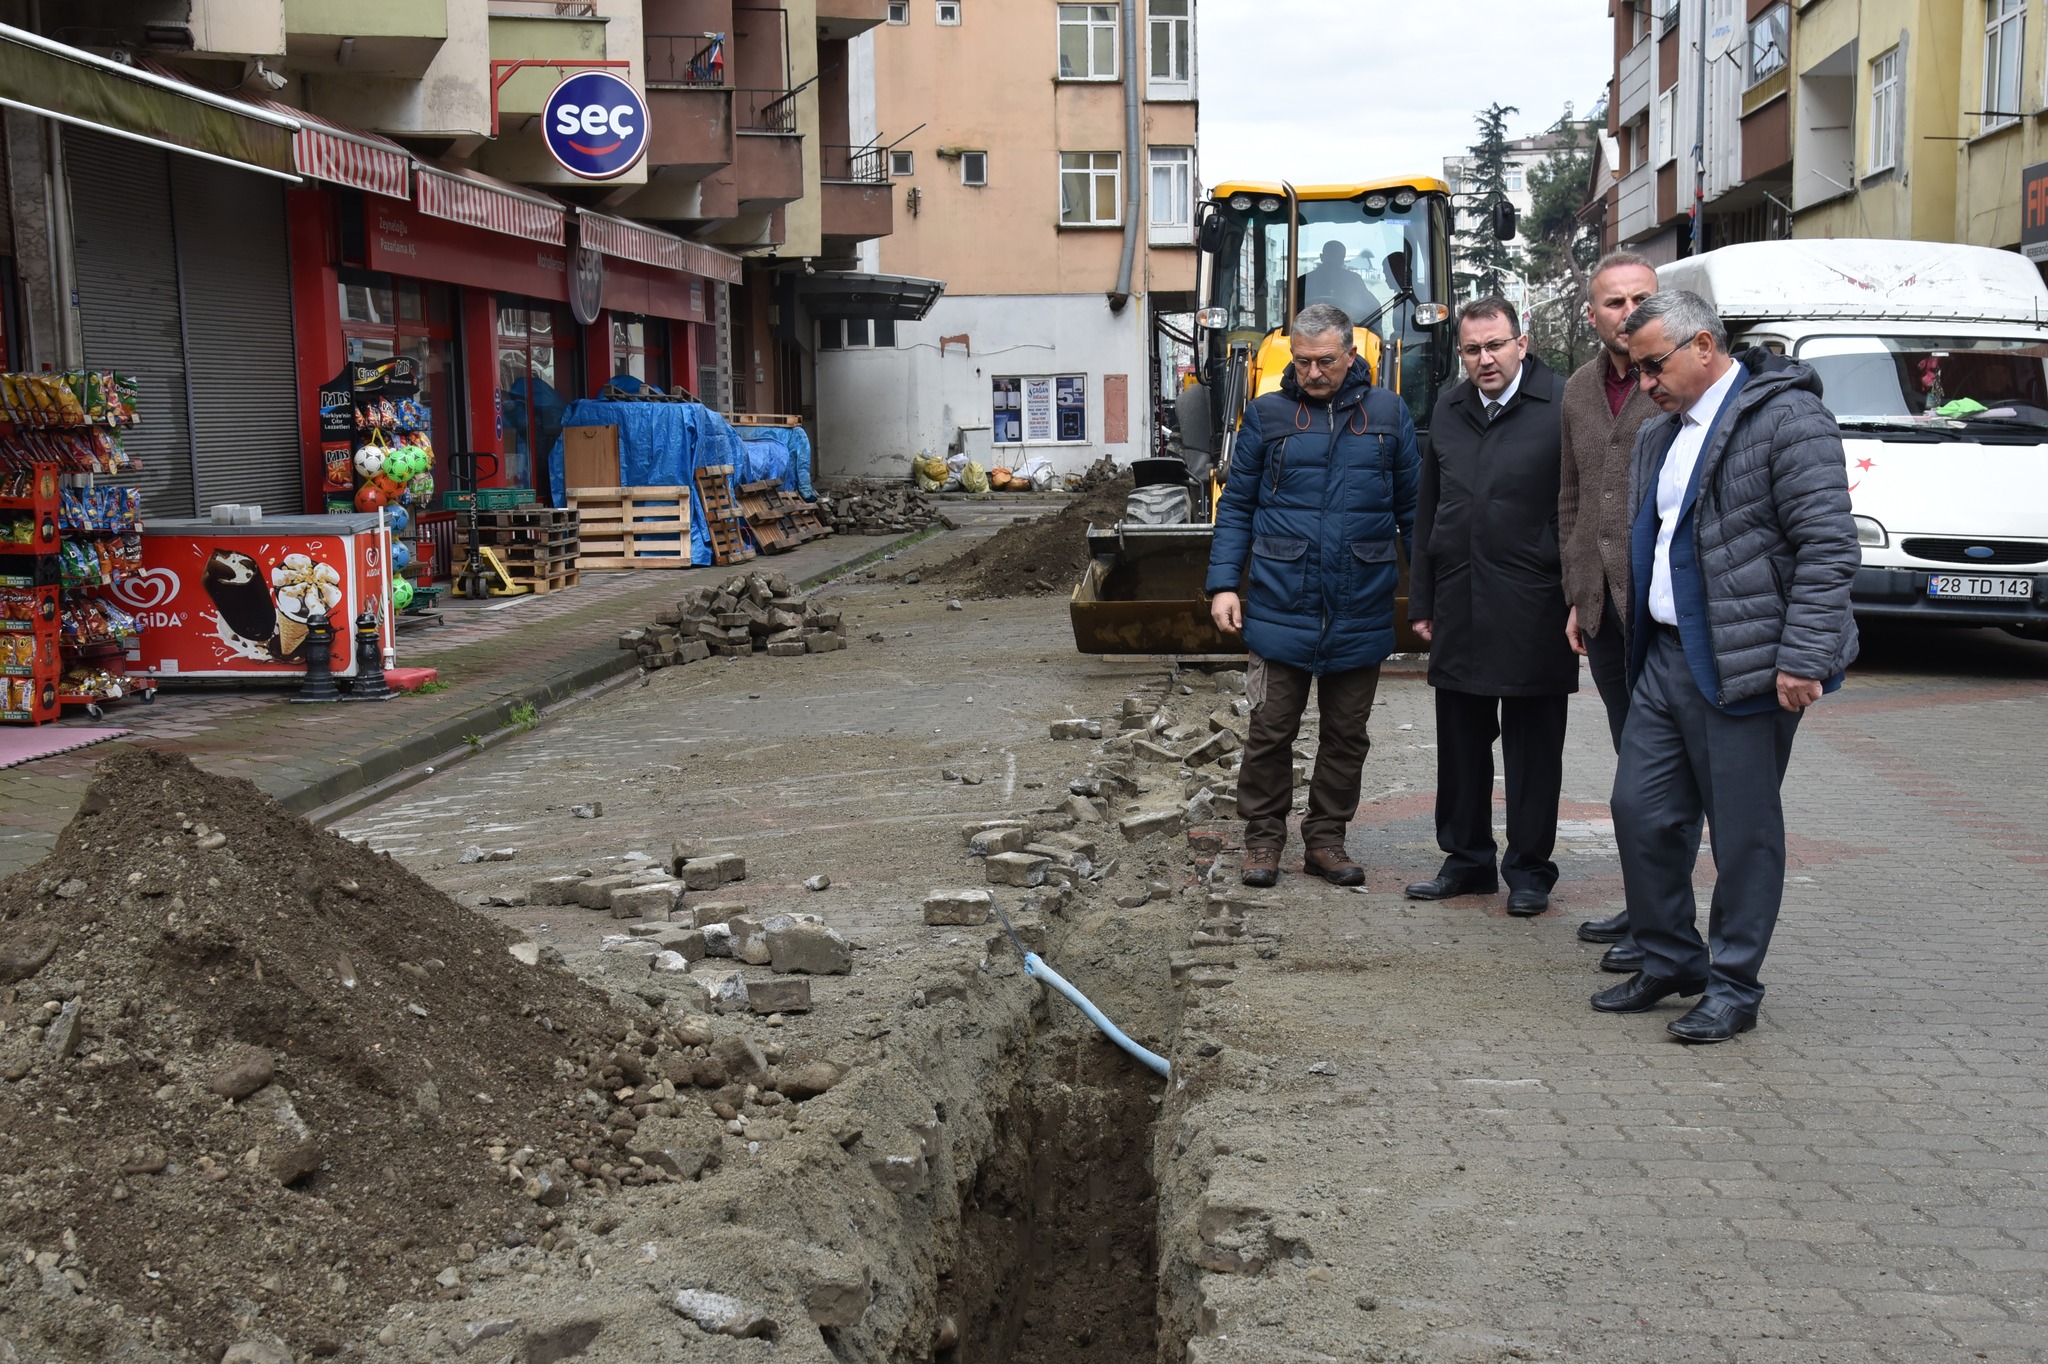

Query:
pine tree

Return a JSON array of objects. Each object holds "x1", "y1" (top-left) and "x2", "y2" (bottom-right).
[
  {"x1": 1453, "y1": 102, "x2": 1520, "y2": 301},
  {"x1": 1522, "y1": 110, "x2": 1600, "y2": 373}
]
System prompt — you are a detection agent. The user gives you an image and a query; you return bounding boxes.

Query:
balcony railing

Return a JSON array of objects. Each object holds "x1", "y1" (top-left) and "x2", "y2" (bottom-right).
[
  {"x1": 737, "y1": 87, "x2": 798, "y2": 134},
  {"x1": 489, "y1": 1, "x2": 599, "y2": 15},
  {"x1": 822, "y1": 144, "x2": 888, "y2": 183},
  {"x1": 647, "y1": 32, "x2": 726, "y2": 87}
]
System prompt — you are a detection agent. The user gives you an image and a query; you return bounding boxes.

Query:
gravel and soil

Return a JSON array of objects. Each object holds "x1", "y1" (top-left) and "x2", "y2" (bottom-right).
[{"x1": 923, "y1": 462, "x2": 1132, "y2": 598}]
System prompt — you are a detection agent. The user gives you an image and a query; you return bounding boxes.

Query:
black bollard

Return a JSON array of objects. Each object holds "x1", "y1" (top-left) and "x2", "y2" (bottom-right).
[
  {"x1": 341, "y1": 608, "x2": 394, "y2": 701},
  {"x1": 292, "y1": 615, "x2": 341, "y2": 703}
]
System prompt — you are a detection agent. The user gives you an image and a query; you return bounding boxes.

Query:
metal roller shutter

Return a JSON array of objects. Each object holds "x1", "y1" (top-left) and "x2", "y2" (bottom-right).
[
  {"x1": 66, "y1": 128, "x2": 195, "y2": 517},
  {"x1": 169, "y1": 157, "x2": 301, "y2": 515}
]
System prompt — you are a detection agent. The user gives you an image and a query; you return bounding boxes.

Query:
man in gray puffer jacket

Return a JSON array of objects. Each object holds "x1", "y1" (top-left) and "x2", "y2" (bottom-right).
[{"x1": 1590, "y1": 290, "x2": 1859, "y2": 1044}]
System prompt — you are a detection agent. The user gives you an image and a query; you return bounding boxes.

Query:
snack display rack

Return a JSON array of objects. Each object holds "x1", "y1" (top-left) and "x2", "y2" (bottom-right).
[
  {"x1": 326, "y1": 357, "x2": 434, "y2": 617},
  {"x1": 0, "y1": 371, "x2": 152, "y2": 724}
]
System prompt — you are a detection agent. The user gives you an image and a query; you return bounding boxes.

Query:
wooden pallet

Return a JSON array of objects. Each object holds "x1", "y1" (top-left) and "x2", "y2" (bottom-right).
[
  {"x1": 505, "y1": 565, "x2": 580, "y2": 594},
  {"x1": 693, "y1": 467, "x2": 755, "y2": 566},
  {"x1": 728, "y1": 413, "x2": 803, "y2": 428},
  {"x1": 482, "y1": 523, "x2": 579, "y2": 548},
  {"x1": 568, "y1": 486, "x2": 695, "y2": 570},
  {"x1": 735, "y1": 479, "x2": 832, "y2": 555},
  {"x1": 474, "y1": 505, "x2": 578, "y2": 531}
]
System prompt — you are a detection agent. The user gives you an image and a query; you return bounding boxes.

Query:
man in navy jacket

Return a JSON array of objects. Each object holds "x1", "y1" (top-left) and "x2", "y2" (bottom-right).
[{"x1": 1206, "y1": 303, "x2": 1421, "y2": 888}]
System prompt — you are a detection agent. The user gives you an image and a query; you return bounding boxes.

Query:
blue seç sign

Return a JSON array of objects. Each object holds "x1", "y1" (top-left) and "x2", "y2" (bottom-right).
[{"x1": 542, "y1": 70, "x2": 649, "y2": 181}]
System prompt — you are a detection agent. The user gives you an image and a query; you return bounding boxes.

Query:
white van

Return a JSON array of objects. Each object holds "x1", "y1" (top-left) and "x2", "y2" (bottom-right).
[{"x1": 1659, "y1": 239, "x2": 2048, "y2": 641}]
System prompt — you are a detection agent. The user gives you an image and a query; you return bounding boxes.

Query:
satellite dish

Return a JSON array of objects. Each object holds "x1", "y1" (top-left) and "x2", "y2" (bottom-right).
[{"x1": 1705, "y1": 20, "x2": 1737, "y2": 62}]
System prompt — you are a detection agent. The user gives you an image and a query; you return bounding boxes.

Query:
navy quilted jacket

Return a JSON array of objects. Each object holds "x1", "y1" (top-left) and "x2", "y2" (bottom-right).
[{"x1": 1205, "y1": 357, "x2": 1420, "y2": 674}]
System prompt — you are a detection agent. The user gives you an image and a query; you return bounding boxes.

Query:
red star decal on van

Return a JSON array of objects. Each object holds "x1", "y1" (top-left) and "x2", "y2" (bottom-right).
[{"x1": 1854, "y1": 457, "x2": 1876, "y2": 471}]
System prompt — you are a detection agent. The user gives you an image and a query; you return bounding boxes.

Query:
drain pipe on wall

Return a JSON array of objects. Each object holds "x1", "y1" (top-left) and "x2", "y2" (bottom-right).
[
  {"x1": 994, "y1": 899, "x2": 1169, "y2": 1078},
  {"x1": 1106, "y1": 0, "x2": 1142, "y2": 314}
]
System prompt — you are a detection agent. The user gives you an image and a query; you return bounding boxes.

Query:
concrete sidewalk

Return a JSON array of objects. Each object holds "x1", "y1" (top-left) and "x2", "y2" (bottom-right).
[{"x1": 0, "y1": 530, "x2": 931, "y2": 879}]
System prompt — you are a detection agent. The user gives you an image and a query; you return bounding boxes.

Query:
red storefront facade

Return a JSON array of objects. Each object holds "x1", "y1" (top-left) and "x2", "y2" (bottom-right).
[{"x1": 283, "y1": 135, "x2": 740, "y2": 515}]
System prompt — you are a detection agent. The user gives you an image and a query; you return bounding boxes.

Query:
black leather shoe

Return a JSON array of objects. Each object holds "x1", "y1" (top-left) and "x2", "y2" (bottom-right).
[
  {"x1": 1505, "y1": 887, "x2": 1549, "y2": 917},
  {"x1": 1668, "y1": 999, "x2": 1757, "y2": 1043},
  {"x1": 1600, "y1": 940, "x2": 1645, "y2": 973},
  {"x1": 1590, "y1": 972, "x2": 1707, "y2": 1013},
  {"x1": 1403, "y1": 873, "x2": 1498, "y2": 901},
  {"x1": 1577, "y1": 909, "x2": 1629, "y2": 943}
]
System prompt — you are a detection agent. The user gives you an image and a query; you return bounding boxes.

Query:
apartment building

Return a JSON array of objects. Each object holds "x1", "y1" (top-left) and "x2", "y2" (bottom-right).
[
  {"x1": 1443, "y1": 117, "x2": 1599, "y2": 312},
  {"x1": 0, "y1": 0, "x2": 894, "y2": 514},
  {"x1": 813, "y1": 0, "x2": 1200, "y2": 478},
  {"x1": 1593, "y1": 0, "x2": 1795, "y2": 261}
]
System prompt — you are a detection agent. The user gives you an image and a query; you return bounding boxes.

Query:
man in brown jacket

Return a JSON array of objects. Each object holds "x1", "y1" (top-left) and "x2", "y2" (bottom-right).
[{"x1": 1558, "y1": 251, "x2": 1660, "y2": 962}]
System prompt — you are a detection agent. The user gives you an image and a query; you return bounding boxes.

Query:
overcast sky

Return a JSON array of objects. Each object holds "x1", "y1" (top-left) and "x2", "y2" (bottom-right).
[{"x1": 1196, "y1": 0, "x2": 1613, "y2": 187}]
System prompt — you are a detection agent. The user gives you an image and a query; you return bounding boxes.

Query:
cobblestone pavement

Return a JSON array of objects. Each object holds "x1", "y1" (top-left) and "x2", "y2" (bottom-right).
[
  {"x1": 335, "y1": 556, "x2": 2048, "y2": 1364},
  {"x1": 0, "y1": 532, "x2": 918, "y2": 879}
]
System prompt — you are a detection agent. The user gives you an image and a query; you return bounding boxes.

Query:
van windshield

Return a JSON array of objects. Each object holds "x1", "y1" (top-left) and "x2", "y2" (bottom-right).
[{"x1": 1796, "y1": 335, "x2": 2048, "y2": 436}]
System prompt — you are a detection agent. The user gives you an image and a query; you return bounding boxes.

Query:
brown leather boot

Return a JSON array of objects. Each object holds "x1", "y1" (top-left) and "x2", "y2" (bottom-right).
[
  {"x1": 1240, "y1": 845, "x2": 1281, "y2": 888},
  {"x1": 1303, "y1": 845, "x2": 1366, "y2": 887}
]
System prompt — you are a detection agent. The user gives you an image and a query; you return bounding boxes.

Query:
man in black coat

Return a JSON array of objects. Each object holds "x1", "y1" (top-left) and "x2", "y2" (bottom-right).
[{"x1": 1406, "y1": 297, "x2": 1578, "y2": 916}]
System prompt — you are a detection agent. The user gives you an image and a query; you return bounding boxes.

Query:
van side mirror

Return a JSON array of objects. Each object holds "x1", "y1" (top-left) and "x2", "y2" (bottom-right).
[{"x1": 1491, "y1": 200, "x2": 1518, "y2": 242}]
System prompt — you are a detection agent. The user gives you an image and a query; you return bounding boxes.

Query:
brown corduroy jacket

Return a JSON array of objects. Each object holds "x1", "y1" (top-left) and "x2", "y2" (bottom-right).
[{"x1": 1558, "y1": 355, "x2": 1659, "y2": 635}]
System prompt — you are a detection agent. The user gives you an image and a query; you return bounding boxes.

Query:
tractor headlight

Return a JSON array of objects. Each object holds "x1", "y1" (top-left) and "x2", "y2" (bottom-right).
[
  {"x1": 1229, "y1": 194, "x2": 1251, "y2": 211},
  {"x1": 1362, "y1": 194, "x2": 1389, "y2": 213},
  {"x1": 1392, "y1": 189, "x2": 1418, "y2": 208},
  {"x1": 1413, "y1": 303, "x2": 1450, "y2": 326},
  {"x1": 1196, "y1": 307, "x2": 1228, "y2": 329},
  {"x1": 1256, "y1": 197, "x2": 1281, "y2": 212}
]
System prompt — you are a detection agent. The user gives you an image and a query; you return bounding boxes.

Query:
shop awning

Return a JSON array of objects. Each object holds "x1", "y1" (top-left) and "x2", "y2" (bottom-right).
[
  {"x1": 795, "y1": 271, "x2": 946, "y2": 321},
  {"x1": 256, "y1": 101, "x2": 410, "y2": 199},
  {"x1": 0, "y1": 24, "x2": 298, "y2": 179},
  {"x1": 577, "y1": 209, "x2": 743, "y2": 285},
  {"x1": 416, "y1": 164, "x2": 566, "y2": 246}
]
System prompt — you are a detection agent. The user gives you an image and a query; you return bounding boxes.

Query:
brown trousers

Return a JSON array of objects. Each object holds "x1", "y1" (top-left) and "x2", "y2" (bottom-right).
[{"x1": 1235, "y1": 652, "x2": 1382, "y2": 851}]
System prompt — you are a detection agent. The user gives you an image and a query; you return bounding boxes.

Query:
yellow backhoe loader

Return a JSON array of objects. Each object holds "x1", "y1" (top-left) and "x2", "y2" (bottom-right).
[{"x1": 1069, "y1": 177, "x2": 1515, "y2": 655}]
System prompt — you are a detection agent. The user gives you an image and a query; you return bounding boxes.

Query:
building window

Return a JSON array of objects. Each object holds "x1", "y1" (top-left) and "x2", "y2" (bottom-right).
[
  {"x1": 961, "y1": 150, "x2": 987, "y2": 186},
  {"x1": 1058, "y1": 4, "x2": 1119, "y2": 80},
  {"x1": 993, "y1": 375, "x2": 1088, "y2": 444},
  {"x1": 1502, "y1": 164, "x2": 1525, "y2": 193},
  {"x1": 1148, "y1": 0, "x2": 1190, "y2": 82},
  {"x1": 1869, "y1": 46, "x2": 1900, "y2": 171},
  {"x1": 819, "y1": 318, "x2": 897, "y2": 350},
  {"x1": 1747, "y1": 3, "x2": 1788, "y2": 86},
  {"x1": 1148, "y1": 145, "x2": 1193, "y2": 243},
  {"x1": 610, "y1": 314, "x2": 669, "y2": 389},
  {"x1": 1984, "y1": 0, "x2": 2023, "y2": 130},
  {"x1": 1654, "y1": 87, "x2": 1675, "y2": 166},
  {"x1": 1060, "y1": 151, "x2": 1122, "y2": 226},
  {"x1": 887, "y1": 0, "x2": 908, "y2": 21},
  {"x1": 890, "y1": 149, "x2": 915, "y2": 176},
  {"x1": 936, "y1": 0, "x2": 960, "y2": 24}
]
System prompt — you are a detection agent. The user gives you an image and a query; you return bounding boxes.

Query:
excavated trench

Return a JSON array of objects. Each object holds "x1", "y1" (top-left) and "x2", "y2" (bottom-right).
[{"x1": 936, "y1": 1027, "x2": 1164, "y2": 1364}]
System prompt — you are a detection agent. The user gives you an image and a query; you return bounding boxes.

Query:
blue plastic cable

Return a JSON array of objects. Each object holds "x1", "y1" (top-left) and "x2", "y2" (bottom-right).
[{"x1": 1023, "y1": 952, "x2": 1171, "y2": 1079}]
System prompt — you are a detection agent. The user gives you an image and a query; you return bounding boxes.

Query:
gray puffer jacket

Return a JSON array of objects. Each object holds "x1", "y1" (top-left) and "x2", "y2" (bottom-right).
[{"x1": 1626, "y1": 348, "x2": 1860, "y2": 707}]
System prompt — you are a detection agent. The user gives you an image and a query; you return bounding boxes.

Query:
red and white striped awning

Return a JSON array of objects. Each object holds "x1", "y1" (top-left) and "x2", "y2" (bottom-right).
[
  {"x1": 416, "y1": 165, "x2": 566, "y2": 246},
  {"x1": 577, "y1": 209, "x2": 742, "y2": 284},
  {"x1": 255, "y1": 100, "x2": 410, "y2": 199}
]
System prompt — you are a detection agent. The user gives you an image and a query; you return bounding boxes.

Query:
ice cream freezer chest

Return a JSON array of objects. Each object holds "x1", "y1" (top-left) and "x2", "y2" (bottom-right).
[{"x1": 108, "y1": 516, "x2": 390, "y2": 680}]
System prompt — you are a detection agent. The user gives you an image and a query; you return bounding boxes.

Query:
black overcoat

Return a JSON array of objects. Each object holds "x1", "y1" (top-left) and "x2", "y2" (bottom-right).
[{"x1": 1410, "y1": 354, "x2": 1579, "y2": 697}]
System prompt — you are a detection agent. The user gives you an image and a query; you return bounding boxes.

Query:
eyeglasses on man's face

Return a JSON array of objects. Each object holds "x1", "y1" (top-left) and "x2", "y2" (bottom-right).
[
  {"x1": 1295, "y1": 351, "x2": 1352, "y2": 374},
  {"x1": 1457, "y1": 337, "x2": 1520, "y2": 359},
  {"x1": 1637, "y1": 339, "x2": 1690, "y2": 378}
]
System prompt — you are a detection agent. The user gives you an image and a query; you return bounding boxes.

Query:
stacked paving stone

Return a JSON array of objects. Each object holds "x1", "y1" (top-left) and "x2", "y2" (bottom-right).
[
  {"x1": 814, "y1": 481, "x2": 945, "y2": 536},
  {"x1": 619, "y1": 569, "x2": 847, "y2": 669}
]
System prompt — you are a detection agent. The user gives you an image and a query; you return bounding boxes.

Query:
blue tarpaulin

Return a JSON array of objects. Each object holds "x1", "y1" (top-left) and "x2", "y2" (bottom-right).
[
  {"x1": 733, "y1": 424, "x2": 814, "y2": 498},
  {"x1": 547, "y1": 400, "x2": 751, "y2": 566}
]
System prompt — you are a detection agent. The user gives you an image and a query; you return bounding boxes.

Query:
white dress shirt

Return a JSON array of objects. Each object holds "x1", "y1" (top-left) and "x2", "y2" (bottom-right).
[
  {"x1": 1479, "y1": 364, "x2": 1522, "y2": 420},
  {"x1": 1647, "y1": 361, "x2": 1744, "y2": 626}
]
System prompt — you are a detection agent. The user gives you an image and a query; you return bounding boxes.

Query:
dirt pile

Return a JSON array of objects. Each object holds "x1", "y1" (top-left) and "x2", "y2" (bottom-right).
[
  {"x1": 0, "y1": 750, "x2": 740, "y2": 1362},
  {"x1": 924, "y1": 461, "x2": 1133, "y2": 598}
]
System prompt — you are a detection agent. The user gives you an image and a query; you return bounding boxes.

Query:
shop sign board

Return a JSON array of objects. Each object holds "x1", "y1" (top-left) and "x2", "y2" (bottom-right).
[
  {"x1": 360, "y1": 197, "x2": 568, "y2": 302},
  {"x1": 543, "y1": 71, "x2": 649, "y2": 181},
  {"x1": 2023, "y1": 162, "x2": 2048, "y2": 263}
]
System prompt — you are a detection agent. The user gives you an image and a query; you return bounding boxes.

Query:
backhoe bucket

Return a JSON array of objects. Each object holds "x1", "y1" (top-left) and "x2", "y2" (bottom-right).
[{"x1": 1070, "y1": 524, "x2": 1245, "y2": 657}]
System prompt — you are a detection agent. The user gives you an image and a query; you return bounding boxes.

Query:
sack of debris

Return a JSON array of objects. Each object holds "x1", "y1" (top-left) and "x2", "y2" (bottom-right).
[
  {"x1": 1021, "y1": 457, "x2": 1056, "y2": 491},
  {"x1": 913, "y1": 453, "x2": 948, "y2": 491},
  {"x1": 961, "y1": 461, "x2": 990, "y2": 494}
]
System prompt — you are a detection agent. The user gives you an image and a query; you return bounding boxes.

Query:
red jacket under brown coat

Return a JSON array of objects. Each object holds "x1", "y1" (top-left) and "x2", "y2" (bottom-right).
[{"x1": 1558, "y1": 354, "x2": 1659, "y2": 635}]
